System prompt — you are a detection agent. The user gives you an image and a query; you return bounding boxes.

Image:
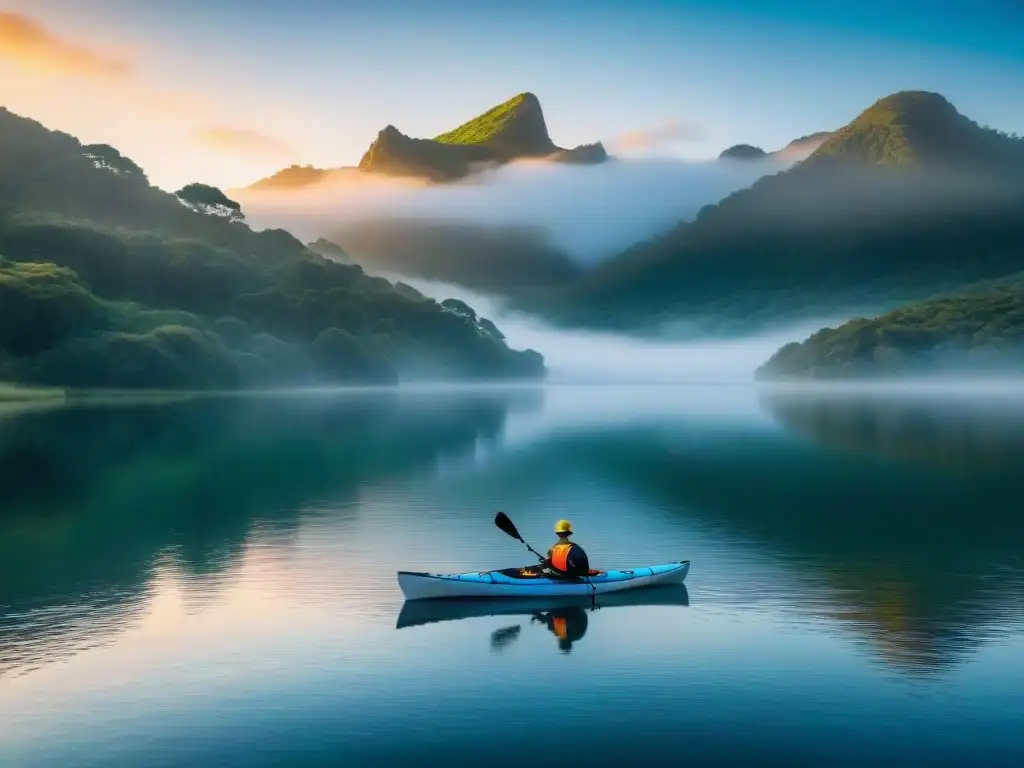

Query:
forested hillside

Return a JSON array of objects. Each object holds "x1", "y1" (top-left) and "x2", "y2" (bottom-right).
[
  {"x1": 547, "y1": 92, "x2": 1024, "y2": 333},
  {"x1": 0, "y1": 107, "x2": 545, "y2": 389},
  {"x1": 757, "y1": 275, "x2": 1024, "y2": 378}
]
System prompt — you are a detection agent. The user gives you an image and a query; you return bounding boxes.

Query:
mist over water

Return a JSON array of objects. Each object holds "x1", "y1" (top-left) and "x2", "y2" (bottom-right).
[
  {"x1": 239, "y1": 156, "x2": 785, "y2": 266},
  {"x1": 378, "y1": 272, "x2": 837, "y2": 383}
]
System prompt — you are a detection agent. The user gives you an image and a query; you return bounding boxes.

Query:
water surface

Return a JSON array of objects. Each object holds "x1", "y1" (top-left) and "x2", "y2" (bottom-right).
[{"x1": 1, "y1": 385, "x2": 1023, "y2": 766}]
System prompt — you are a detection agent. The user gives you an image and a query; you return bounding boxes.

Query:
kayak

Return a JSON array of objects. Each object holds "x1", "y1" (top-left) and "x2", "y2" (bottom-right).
[
  {"x1": 397, "y1": 560, "x2": 690, "y2": 601},
  {"x1": 396, "y1": 583, "x2": 690, "y2": 628}
]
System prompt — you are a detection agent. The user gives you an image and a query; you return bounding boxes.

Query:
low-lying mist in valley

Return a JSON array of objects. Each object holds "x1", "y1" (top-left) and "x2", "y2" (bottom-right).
[
  {"x1": 235, "y1": 148, "x2": 1024, "y2": 387},
  {"x1": 376, "y1": 272, "x2": 841, "y2": 384},
  {"x1": 237, "y1": 155, "x2": 784, "y2": 268},
  {"x1": 235, "y1": 153, "x2": 830, "y2": 380}
]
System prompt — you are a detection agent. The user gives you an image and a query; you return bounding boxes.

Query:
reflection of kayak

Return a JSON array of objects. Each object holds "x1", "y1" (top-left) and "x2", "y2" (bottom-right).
[
  {"x1": 396, "y1": 583, "x2": 690, "y2": 629},
  {"x1": 396, "y1": 560, "x2": 690, "y2": 601}
]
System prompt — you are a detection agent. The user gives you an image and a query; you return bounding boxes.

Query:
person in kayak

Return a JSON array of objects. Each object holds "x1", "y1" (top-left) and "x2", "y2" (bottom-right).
[{"x1": 543, "y1": 519, "x2": 590, "y2": 578}]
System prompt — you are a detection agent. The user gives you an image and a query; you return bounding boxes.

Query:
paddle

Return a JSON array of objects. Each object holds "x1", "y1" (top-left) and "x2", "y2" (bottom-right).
[
  {"x1": 496, "y1": 511, "x2": 600, "y2": 608},
  {"x1": 494, "y1": 511, "x2": 546, "y2": 563}
]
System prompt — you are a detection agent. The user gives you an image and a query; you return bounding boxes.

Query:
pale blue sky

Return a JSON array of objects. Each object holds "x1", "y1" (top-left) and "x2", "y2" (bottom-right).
[{"x1": 2, "y1": 0, "x2": 1021, "y2": 189}]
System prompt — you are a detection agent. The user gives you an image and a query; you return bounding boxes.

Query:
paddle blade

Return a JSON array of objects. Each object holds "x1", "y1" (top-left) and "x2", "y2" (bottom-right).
[{"x1": 494, "y1": 511, "x2": 522, "y2": 541}]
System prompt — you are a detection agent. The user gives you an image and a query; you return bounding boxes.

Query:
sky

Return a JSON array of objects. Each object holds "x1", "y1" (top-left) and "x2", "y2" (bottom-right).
[{"x1": 1, "y1": 0, "x2": 1022, "y2": 191}]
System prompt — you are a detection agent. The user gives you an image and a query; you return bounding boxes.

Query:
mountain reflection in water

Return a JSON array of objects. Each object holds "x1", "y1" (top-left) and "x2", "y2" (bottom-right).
[{"x1": 0, "y1": 389, "x2": 540, "y2": 678}]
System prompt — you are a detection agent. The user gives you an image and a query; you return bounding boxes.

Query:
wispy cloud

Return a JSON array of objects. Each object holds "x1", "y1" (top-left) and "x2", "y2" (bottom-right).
[
  {"x1": 0, "y1": 12, "x2": 130, "y2": 78},
  {"x1": 613, "y1": 119, "x2": 704, "y2": 151},
  {"x1": 193, "y1": 126, "x2": 295, "y2": 158},
  {"x1": 0, "y1": 11, "x2": 302, "y2": 188},
  {"x1": 0, "y1": 12, "x2": 202, "y2": 115}
]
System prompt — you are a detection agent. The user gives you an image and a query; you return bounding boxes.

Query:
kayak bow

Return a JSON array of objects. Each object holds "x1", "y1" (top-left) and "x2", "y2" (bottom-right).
[{"x1": 397, "y1": 560, "x2": 690, "y2": 601}]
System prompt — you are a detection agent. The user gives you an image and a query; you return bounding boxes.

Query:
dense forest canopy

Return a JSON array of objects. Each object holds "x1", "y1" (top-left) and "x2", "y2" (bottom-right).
[
  {"x1": 175, "y1": 183, "x2": 245, "y2": 221},
  {"x1": 757, "y1": 275, "x2": 1024, "y2": 378},
  {"x1": 0, "y1": 106, "x2": 545, "y2": 389}
]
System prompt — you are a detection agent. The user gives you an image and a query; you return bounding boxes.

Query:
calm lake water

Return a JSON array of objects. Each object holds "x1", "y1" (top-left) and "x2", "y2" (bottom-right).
[{"x1": 2, "y1": 384, "x2": 1023, "y2": 766}]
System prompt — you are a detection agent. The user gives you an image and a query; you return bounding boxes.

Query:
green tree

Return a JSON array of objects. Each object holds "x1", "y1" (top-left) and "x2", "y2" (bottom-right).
[
  {"x1": 82, "y1": 144, "x2": 147, "y2": 180},
  {"x1": 440, "y1": 298, "x2": 477, "y2": 321},
  {"x1": 175, "y1": 183, "x2": 245, "y2": 221}
]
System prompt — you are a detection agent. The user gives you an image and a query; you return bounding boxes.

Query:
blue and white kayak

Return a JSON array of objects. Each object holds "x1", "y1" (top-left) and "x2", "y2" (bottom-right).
[{"x1": 397, "y1": 560, "x2": 690, "y2": 601}]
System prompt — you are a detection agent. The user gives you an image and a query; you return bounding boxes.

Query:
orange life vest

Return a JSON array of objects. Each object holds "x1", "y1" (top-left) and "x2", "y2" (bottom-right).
[
  {"x1": 552, "y1": 616, "x2": 568, "y2": 640},
  {"x1": 550, "y1": 541, "x2": 574, "y2": 573}
]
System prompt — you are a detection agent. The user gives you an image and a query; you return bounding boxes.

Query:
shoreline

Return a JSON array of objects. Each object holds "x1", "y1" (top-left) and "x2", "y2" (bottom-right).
[
  {"x1": 3, "y1": 377, "x2": 1024, "y2": 406},
  {"x1": 0, "y1": 384, "x2": 66, "y2": 402},
  {"x1": 0, "y1": 380, "x2": 549, "y2": 409}
]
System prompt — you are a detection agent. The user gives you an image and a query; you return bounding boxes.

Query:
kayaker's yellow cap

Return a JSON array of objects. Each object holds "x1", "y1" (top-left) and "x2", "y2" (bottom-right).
[{"x1": 555, "y1": 519, "x2": 573, "y2": 534}]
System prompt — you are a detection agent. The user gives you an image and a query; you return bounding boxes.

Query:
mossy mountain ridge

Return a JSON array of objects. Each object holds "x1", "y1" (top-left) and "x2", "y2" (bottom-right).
[
  {"x1": 431, "y1": 92, "x2": 554, "y2": 153},
  {"x1": 719, "y1": 131, "x2": 835, "y2": 162},
  {"x1": 247, "y1": 93, "x2": 607, "y2": 189},
  {"x1": 359, "y1": 91, "x2": 610, "y2": 180},
  {"x1": 803, "y1": 91, "x2": 1023, "y2": 170}
]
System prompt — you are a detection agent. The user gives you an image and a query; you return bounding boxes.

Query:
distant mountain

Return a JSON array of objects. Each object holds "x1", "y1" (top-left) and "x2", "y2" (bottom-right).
[
  {"x1": 772, "y1": 131, "x2": 834, "y2": 162},
  {"x1": 548, "y1": 142, "x2": 609, "y2": 165},
  {"x1": 544, "y1": 90, "x2": 1024, "y2": 333},
  {"x1": 757, "y1": 275, "x2": 1024, "y2": 379},
  {"x1": 718, "y1": 144, "x2": 769, "y2": 160},
  {"x1": 431, "y1": 92, "x2": 557, "y2": 155},
  {"x1": 719, "y1": 132, "x2": 835, "y2": 163},
  {"x1": 246, "y1": 164, "x2": 360, "y2": 191},
  {"x1": 246, "y1": 92, "x2": 607, "y2": 189},
  {"x1": 306, "y1": 237, "x2": 352, "y2": 263},
  {"x1": 332, "y1": 218, "x2": 582, "y2": 296},
  {"x1": 803, "y1": 91, "x2": 1005, "y2": 169}
]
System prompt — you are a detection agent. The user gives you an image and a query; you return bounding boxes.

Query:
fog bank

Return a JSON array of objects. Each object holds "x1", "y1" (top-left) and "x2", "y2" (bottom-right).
[
  {"x1": 381, "y1": 273, "x2": 838, "y2": 384},
  {"x1": 238, "y1": 156, "x2": 785, "y2": 266}
]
